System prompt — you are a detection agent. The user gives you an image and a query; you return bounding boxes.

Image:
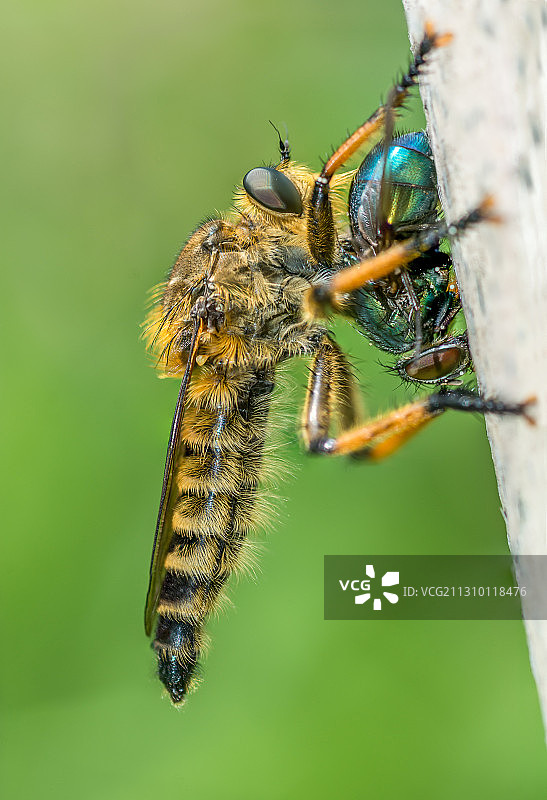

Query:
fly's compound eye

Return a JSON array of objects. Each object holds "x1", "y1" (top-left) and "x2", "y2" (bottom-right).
[
  {"x1": 243, "y1": 167, "x2": 302, "y2": 215},
  {"x1": 397, "y1": 341, "x2": 470, "y2": 384}
]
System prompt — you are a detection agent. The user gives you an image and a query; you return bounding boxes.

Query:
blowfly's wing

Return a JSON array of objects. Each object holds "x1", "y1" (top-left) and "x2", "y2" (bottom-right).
[
  {"x1": 375, "y1": 98, "x2": 396, "y2": 249},
  {"x1": 144, "y1": 317, "x2": 203, "y2": 636}
]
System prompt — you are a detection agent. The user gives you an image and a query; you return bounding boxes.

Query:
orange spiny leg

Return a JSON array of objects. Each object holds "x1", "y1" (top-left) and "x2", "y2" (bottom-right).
[
  {"x1": 306, "y1": 199, "x2": 497, "y2": 319},
  {"x1": 309, "y1": 399, "x2": 440, "y2": 458},
  {"x1": 303, "y1": 354, "x2": 534, "y2": 458},
  {"x1": 321, "y1": 23, "x2": 452, "y2": 181},
  {"x1": 301, "y1": 335, "x2": 439, "y2": 459},
  {"x1": 305, "y1": 227, "x2": 441, "y2": 319},
  {"x1": 306, "y1": 23, "x2": 451, "y2": 264},
  {"x1": 357, "y1": 422, "x2": 434, "y2": 462}
]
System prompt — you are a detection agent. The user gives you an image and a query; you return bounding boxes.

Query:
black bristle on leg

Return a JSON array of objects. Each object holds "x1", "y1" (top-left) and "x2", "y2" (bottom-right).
[
  {"x1": 427, "y1": 388, "x2": 534, "y2": 419},
  {"x1": 394, "y1": 26, "x2": 442, "y2": 95}
]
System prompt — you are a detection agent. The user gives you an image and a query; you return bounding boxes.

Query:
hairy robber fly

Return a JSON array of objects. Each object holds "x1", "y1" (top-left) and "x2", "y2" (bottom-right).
[{"x1": 144, "y1": 24, "x2": 531, "y2": 705}]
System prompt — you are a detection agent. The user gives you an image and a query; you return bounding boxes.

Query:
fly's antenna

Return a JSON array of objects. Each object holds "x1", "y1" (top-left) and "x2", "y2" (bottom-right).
[{"x1": 269, "y1": 120, "x2": 291, "y2": 164}]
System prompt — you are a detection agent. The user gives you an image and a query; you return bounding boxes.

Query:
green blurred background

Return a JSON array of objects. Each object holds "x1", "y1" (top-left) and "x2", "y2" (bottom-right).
[{"x1": 2, "y1": 1, "x2": 545, "y2": 797}]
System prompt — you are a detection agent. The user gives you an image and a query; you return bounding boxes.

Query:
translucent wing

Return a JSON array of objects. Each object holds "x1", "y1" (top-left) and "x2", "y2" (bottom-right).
[
  {"x1": 375, "y1": 99, "x2": 396, "y2": 248},
  {"x1": 347, "y1": 102, "x2": 397, "y2": 252},
  {"x1": 144, "y1": 317, "x2": 203, "y2": 636}
]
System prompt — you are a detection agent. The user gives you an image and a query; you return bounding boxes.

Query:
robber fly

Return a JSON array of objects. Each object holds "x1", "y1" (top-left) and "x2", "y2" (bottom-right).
[{"x1": 143, "y1": 24, "x2": 531, "y2": 705}]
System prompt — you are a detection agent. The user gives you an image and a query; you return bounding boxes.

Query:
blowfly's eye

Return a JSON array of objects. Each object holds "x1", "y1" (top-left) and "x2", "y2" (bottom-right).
[
  {"x1": 243, "y1": 167, "x2": 302, "y2": 215},
  {"x1": 398, "y1": 343, "x2": 469, "y2": 383}
]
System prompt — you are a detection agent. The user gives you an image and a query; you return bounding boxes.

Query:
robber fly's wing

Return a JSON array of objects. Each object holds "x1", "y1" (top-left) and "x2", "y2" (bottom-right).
[{"x1": 144, "y1": 318, "x2": 203, "y2": 636}]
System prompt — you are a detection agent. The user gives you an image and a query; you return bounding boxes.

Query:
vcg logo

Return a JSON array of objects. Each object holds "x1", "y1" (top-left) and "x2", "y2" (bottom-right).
[{"x1": 339, "y1": 564, "x2": 399, "y2": 611}]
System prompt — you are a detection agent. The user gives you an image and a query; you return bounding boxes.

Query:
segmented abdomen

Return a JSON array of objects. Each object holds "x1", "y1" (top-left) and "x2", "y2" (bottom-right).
[{"x1": 153, "y1": 367, "x2": 274, "y2": 704}]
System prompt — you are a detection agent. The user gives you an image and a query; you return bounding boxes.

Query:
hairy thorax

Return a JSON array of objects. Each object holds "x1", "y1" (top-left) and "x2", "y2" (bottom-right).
[{"x1": 145, "y1": 216, "x2": 333, "y2": 377}]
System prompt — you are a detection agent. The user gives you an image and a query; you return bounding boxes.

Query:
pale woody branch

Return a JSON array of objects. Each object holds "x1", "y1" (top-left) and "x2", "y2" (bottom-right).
[{"x1": 402, "y1": 0, "x2": 547, "y2": 735}]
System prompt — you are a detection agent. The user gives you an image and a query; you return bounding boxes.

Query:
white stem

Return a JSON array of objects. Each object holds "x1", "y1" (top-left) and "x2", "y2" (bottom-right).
[{"x1": 402, "y1": 0, "x2": 547, "y2": 735}]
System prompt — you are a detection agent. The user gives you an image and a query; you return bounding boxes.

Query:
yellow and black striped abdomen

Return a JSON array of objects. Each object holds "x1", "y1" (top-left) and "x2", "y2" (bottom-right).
[{"x1": 152, "y1": 366, "x2": 275, "y2": 704}]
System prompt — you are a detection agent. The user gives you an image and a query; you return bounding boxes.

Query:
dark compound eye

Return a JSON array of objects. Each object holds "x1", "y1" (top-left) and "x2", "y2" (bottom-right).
[
  {"x1": 398, "y1": 343, "x2": 469, "y2": 383},
  {"x1": 243, "y1": 167, "x2": 302, "y2": 215}
]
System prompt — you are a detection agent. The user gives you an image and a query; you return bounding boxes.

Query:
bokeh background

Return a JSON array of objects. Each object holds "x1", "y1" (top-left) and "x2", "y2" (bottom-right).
[{"x1": 2, "y1": 1, "x2": 545, "y2": 797}]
